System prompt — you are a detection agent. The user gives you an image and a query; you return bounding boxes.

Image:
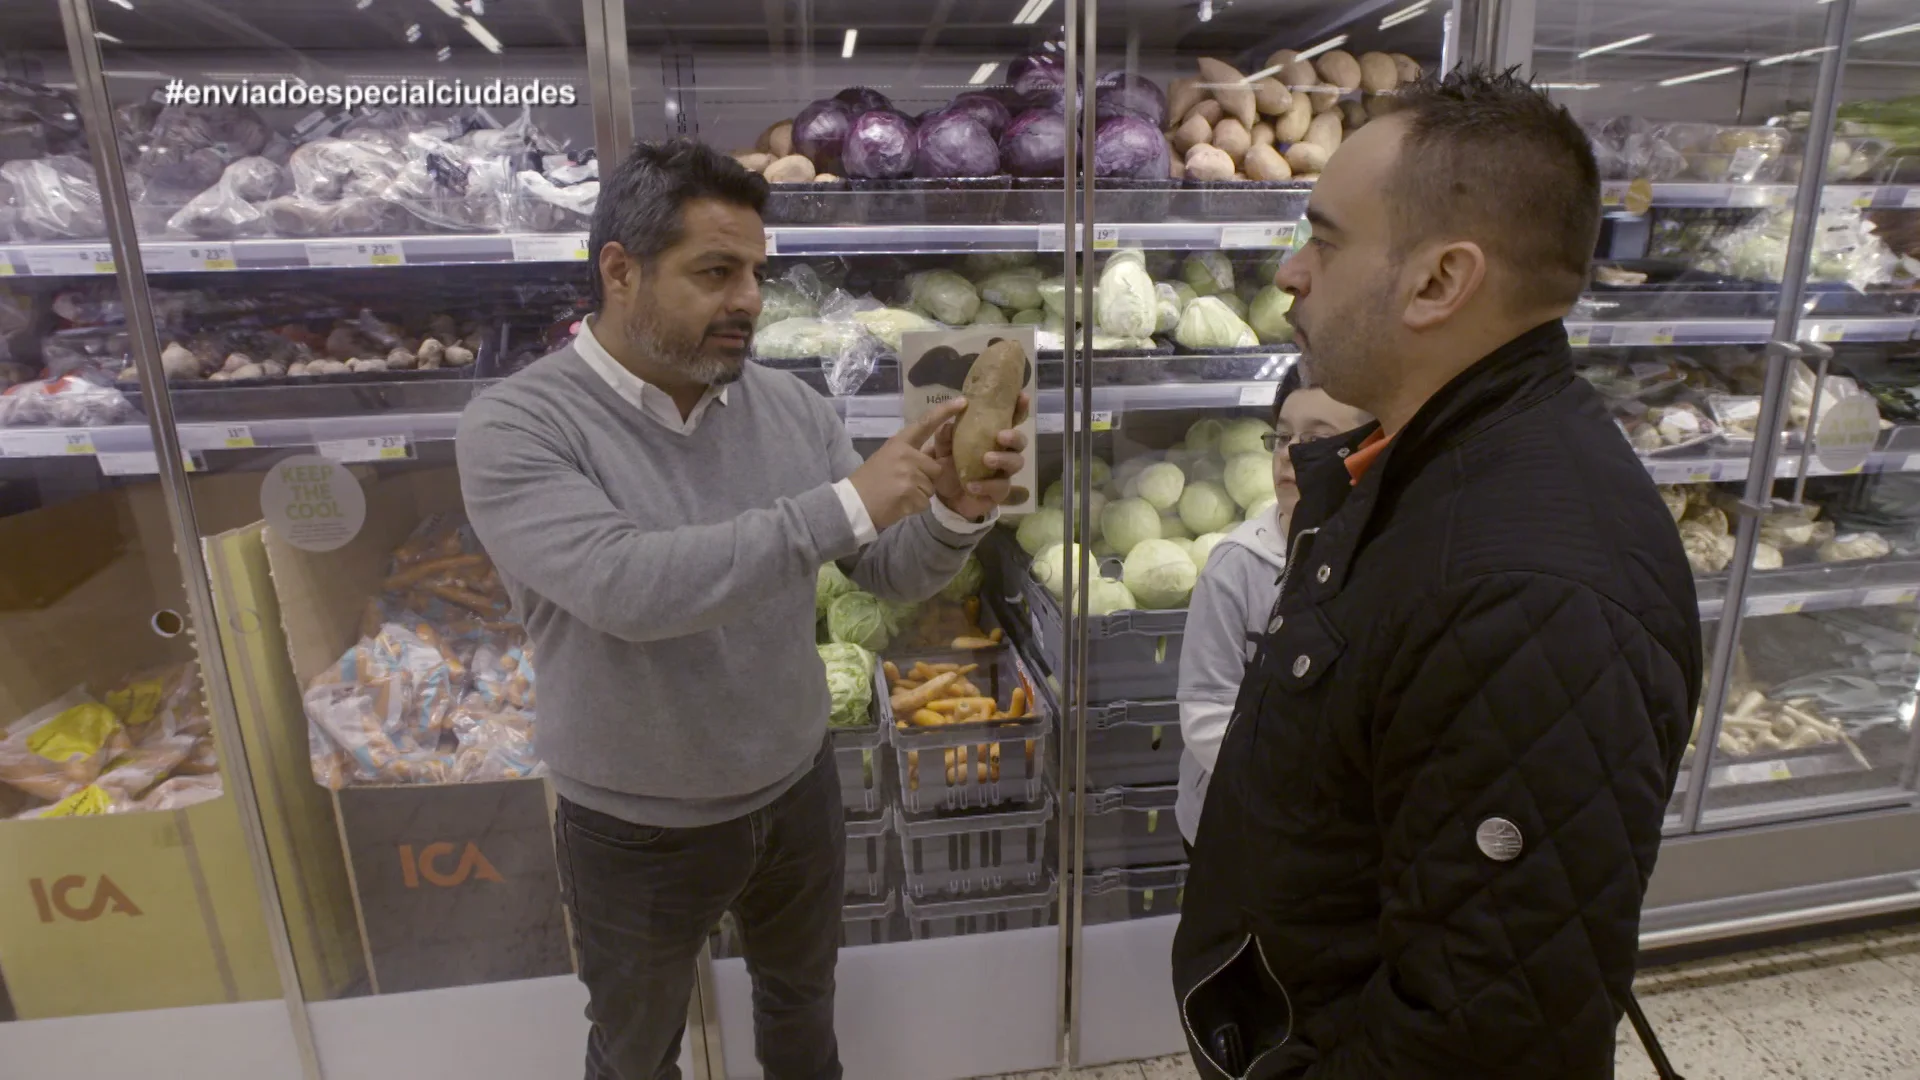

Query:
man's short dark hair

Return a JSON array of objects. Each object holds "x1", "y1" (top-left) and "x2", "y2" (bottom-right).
[
  {"x1": 1384, "y1": 67, "x2": 1600, "y2": 311},
  {"x1": 588, "y1": 139, "x2": 769, "y2": 302}
]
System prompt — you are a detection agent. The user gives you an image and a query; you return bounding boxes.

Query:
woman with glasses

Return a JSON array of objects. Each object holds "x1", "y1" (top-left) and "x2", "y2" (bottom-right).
[{"x1": 1174, "y1": 365, "x2": 1371, "y2": 850}]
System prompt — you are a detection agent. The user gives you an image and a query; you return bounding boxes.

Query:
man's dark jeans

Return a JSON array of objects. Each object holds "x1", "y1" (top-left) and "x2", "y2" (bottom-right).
[{"x1": 554, "y1": 738, "x2": 846, "y2": 1080}]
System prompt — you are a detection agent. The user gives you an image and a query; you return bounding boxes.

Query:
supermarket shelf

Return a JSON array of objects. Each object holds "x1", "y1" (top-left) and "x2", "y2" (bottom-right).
[
  {"x1": 1602, "y1": 182, "x2": 1920, "y2": 212},
  {"x1": 0, "y1": 221, "x2": 1311, "y2": 276},
  {"x1": 1567, "y1": 316, "x2": 1919, "y2": 348},
  {"x1": 0, "y1": 411, "x2": 464, "y2": 471},
  {"x1": 1698, "y1": 562, "x2": 1920, "y2": 621}
]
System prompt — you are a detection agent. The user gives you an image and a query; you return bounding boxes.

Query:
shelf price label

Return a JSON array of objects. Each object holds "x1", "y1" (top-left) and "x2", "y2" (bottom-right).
[
  {"x1": 23, "y1": 246, "x2": 115, "y2": 276},
  {"x1": 1219, "y1": 223, "x2": 1294, "y2": 249},
  {"x1": 1238, "y1": 383, "x2": 1278, "y2": 407},
  {"x1": 221, "y1": 424, "x2": 256, "y2": 449},
  {"x1": 1722, "y1": 759, "x2": 1793, "y2": 786},
  {"x1": 1728, "y1": 185, "x2": 1781, "y2": 208},
  {"x1": 1862, "y1": 587, "x2": 1919, "y2": 609},
  {"x1": 1090, "y1": 225, "x2": 1120, "y2": 250},
  {"x1": 1036, "y1": 413, "x2": 1064, "y2": 435},
  {"x1": 146, "y1": 244, "x2": 238, "y2": 272},
  {"x1": 318, "y1": 434, "x2": 413, "y2": 463},
  {"x1": 0, "y1": 430, "x2": 98, "y2": 457},
  {"x1": 511, "y1": 233, "x2": 590, "y2": 263},
  {"x1": 97, "y1": 450, "x2": 202, "y2": 476},
  {"x1": 1746, "y1": 595, "x2": 1806, "y2": 617},
  {"x1": 1035, "y1": 225, "x2": 1067, "y2": 252},
  {"x1": 1806, "y1": 322, "x2": 1847, "y2": 344},
  {"x1": 1615, "y1": 323, "x2": 1676, "y2": 347},
  {"x1": 843, "y1": 417, "x2": 898, "y2": 440},
  {"x1": 0, "y1": 261, "x2": 17, "y2": 276},
  {"x1": 1600, "y1": 182, "x2": 1630, "y2": 208},
  {"x1": 1090, "y1": 410, "x2": 1114, "y2": 432},
  {"x1": 306, "y1": 240, "x2": 406, "y2": 268},
  {"x1": 1902, "y1": 188, "x2": 1920, "y2": 210},
  {"x1": 1567, "y1": 325, "x2": 1594, "y2": 348}
]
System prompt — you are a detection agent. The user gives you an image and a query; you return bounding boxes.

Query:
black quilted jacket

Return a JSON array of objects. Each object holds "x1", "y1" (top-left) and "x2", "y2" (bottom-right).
[{"x1": 1172, "y1": 321, "x2": 1702, "y2": 1080}]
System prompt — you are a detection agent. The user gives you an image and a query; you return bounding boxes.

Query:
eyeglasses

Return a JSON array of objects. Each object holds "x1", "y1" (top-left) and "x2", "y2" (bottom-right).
[{"x1": 1260, "y1": 432, "x2": 1294, "y2": 452}]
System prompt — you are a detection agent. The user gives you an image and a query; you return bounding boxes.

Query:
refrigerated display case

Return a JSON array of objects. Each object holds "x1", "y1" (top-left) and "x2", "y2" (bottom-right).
[{"x1": 0, "y1": 0, "x2": 1917, "y2": 1078}]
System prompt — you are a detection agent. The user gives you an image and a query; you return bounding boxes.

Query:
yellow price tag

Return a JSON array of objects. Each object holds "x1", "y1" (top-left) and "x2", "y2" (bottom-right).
[
  {"x1": 0, "y1": 263, "x2": 14, "y2": 276},
  {"x1": 1781, "y1": 600, "x2": 1804, "y2": 615},
  {"x1": 205, "y1": 257, "x2": 237, "y2": 270},
  {"x1": 1568, "y1": 327, "x2": 1592, "y2": 347},
  {"x1": 42, "y1": 785, "x2": 114, "y2": 818},
  {"x1": 1090, "y1": 411, "x2": 1114, "y2": 432},
  {"x1": 370, "y1": 252, "x2": 403, "y2": 266},
  {"x1": 1651, "y1": 327, "x2": 1675, "y2": 346}
]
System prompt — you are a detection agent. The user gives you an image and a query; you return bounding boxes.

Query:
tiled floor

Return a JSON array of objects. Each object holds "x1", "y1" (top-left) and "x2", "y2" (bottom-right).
[{"x1": 980, "y1": 924, "x2": 1920, "y2": 1080}]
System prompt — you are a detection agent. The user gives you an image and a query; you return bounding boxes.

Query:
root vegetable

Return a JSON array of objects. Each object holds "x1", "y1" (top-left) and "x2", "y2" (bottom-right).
[
  {"x1": 1305, "y1": 111, "x2": 1344, "y2": 152},
  {"x1": 387, "y1": 347, "x2": 418, "y2": 370},
  {"x1": 814, "y1": 173, "x2": 841, "y2": 182},
  {"x1": 1340, "y1": 100, "x2": 1368, "y2": 131},
  {"x1": 892, "y1": 672, "x2": 959, "y2": 712},
  {"x1": 222, "y1": 351, "x2": 251, "y2": 373},
  {"x1": 1250, "y1": 121, "x2": 1276, "y2": 147},
  {"x1": 1166, "y1": 78, "x2": 1205, "y2": 129},
  {"x1": 1390, "y1": 53, "x2": 1422, "y2": 84},
  {"x1": 733, "y1": 151, "x2": 773, "y2": 173},
  {"x1": 1197, "y1": 58, "x2": 1257, "y2": 128},
  {"x1": 952, "y1": 337, "x2": 1027, "y2": 483},
  {"x1": 1244, "y1": 143, "x2": 1292, "y2": 181},
  {"x1": 417, "y1": 338, "x2": 446, "y2": 368},
  {"x1": 1211, "y1": 118, "x2": 1253, "y2": 163},
  {"x1": 347, "y1": 357, "x2": 388, "y2": 374},
  {"x1": 1359, "y1": 52, "x2": 1400, "y2": 93},
  {"x1": 230, "y1": 362, "x2": 266, "y2": 380},
  {"x1": 759, "y1": 120, "x2": 794, "y2": 157},
  {"x1": 443, "y1": 344, "x2": 475, "y2": 367},
  {"x1": 951, "y1": 635, "x2": 998, "y2": 650},
  {"x1": 1306, "y1": 83, "x2": 1341, "y2": 114},
  {"x1": 763, "y1": 154, "x2": 818, "y2": 183},
  {"x1": 1188, "y1": 99, "x2": 1224, "y2": 127},
  {"x1": 1184, "y1": 144, "x2": 1235, "y2": 181},
  {"x1": 1276, "y1": 94, "x2": 1313, "y2": 143},
  {"x1": 912, "y1": 709, "x2": 945, "y2": 727},
  {"x1": 1169, "y1": 153, "x2": 1184, "y2": 180},
  {"x1": 1172, "y1": 112, "x2": 1214, "y2": 156},
  {"x1": 1284, "y1": 142, "x2": 1330, "y2": 174},
  {"x1": 1278, "y1": 60, "x2": 1319, "y2": 91},
  {"x1": 1316, "y1": 50, "x2": 1363, "y2": 91},
  {"x1": 1252, "y1": 78, "x2": 1292, "y2": 117},
  {"x1": 1265, "y1": 49, "x2": 1299, "y2": 71}
]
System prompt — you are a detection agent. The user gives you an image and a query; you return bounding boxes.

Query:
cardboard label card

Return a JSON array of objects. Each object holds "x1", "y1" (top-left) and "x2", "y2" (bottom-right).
[{"x1": 899, "y1": 325, "x2": 1039, "y2": 515}]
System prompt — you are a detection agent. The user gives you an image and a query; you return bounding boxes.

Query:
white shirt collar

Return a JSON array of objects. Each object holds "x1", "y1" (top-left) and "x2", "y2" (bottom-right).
[{"x1": 573, "y1": 315, "x2": 730, "y2": 435}]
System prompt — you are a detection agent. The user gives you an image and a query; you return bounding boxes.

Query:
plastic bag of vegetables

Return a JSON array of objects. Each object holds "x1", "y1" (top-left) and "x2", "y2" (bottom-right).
[
  {"x1": 908, "y1": 269, "x2": 982, "y2": 325},
  {"x1": 1175, "y1": 296, "x2": 1258, "y2": 350},
  {"x1": 1095, "y1": 250, "x2": 1157, "y2": 339},
  {"x1": 818, "y1": 642, "x2": 877, "y2": 729}
]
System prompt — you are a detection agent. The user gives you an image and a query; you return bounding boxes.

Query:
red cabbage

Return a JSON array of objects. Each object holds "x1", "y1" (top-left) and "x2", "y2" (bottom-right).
[
  {"x1": 1095, "y1": 72, "x2": 1167, "y2": 130},
  {"x1": 1000, "y1": 110, "x2": 1067, "y2": 178},
  {"x1": 1093, "y1": 115, "x2": 1169, "y2": 179},
  {"x1": 946, "y1": 92, "x2": 1012, "y2": 139},
  {"x1": 834, "y1": 87, "x2": 895, "y2": 114},
  {"x1": 843, "y1": 110, "x2": 918, "y2": 179},
  {"x1": 1011, "y1": 51, "x2": 1067, "y2": 97},
  {"x1": 914, "y1": 112, "x2": 1001, "y2": 178},
  {"x1": 792, "y1": 99, "x2": 854, "y2": 174}
]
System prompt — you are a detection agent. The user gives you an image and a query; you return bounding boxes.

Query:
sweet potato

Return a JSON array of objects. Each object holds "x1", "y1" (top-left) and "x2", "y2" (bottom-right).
[
  {"x1": 952, "y1": 338, "x2": 1027, "y2": 484},
  {"x1": 1198, "y1": 57, "x2": 1256, "y2": 128},
  {"x1": 1172, "y1": 112, "x2": 1214, "y2": 157},
  {"x1": 1166, "y1": 78, "x2": 1205, "y2": 130},
  {"x1": 1252, "y1": 78, "x2": 1292, "y2": 117},
  {"x1": 1244, "y1": 143, "x2": 1292, "y2": 182}
]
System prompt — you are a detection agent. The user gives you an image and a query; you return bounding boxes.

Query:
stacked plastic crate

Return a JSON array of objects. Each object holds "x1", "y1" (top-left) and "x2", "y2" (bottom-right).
[{"x1": 986, "y1": 532, "x2": 1190, "y2": 925}]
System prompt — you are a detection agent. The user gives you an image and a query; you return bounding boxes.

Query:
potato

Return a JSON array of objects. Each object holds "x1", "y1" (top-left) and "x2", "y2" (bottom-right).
[
  {"x1": 1284, "y1": 141, "x2": 1330, "y2": 174},
  {"x1": 814, "y1": 172, "x2": 841, "y2": 182},
  {"x1": 1252, "y1": 78, "x2": 1292, "y2": 117},
  {"x1": 1244, "y1": 143, "x2": 1292, "y2": 182},
  {"x1": 1279, "y1": 59, "x2": 1319, "y2": 91},
  {"x1": 1184, "y1": 144, "x2": 1236, "y2": 182},
  {"x1": 1212, "y1": 118, "x2": 1253, "y2": 164},
  {"x1": 1339, "y1": 100, "x2": 1368, "y2": 131},
  {"x1": 1391, "y1": 53, "x2": 1422, "y2": 84},
  {"x1": 1189, "y1": 98, "x2": 1224, "y2": 126},
  {"x1": 1169, "y1": 152, "x2": 1185, "y2": 180},
  {"x1": 1172, "y1": 112, "x2": 1214, "y2": 156},
  {"x1": 1306, "y1": 82, "x2": 1341, "y2": 114},
  {"x1": 1305, "y1": 111, "x2": 1344, "y2": 153},
  {"x1": 1265, "y1": 49, "x2": 1299, "y2": 71},
  {"x1": 756, "y1": 120, "x2": 792, "y2": 156},
  {"x1": 1364, "y1": 92, "x2": 1403, "y2": 119},
  {"x1": 1250, "y1": 121, "x2": 1276, "y2": 148},
  {"x1": 732, "y1": 151, "x2": 773, "y2": 173},
  {"x1": 952, "y1": 339, "x2": 1028, "y2": 484},
  {"x1": 762, "y1": 154, "x2": 817, "y2": 183},
  {"x1": 1316, "y1": 49, "x2": 1363, "y2": 91},
  {"x1": 1166, "y1": 78, "x2": 1205, "y2": 130},
  {"x1": 1275, "y1": 94, "x2": 1313, "y2": 143},
  {"x1": 1197, "y1": 57, "x2": 1257, "y2": 129},
  {"x1": 1359, "y1": 52, "x2": 1400, "y2": 93}
]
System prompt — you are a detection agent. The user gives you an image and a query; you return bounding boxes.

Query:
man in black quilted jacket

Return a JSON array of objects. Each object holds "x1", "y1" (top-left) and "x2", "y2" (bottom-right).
[{"x1": 1172, "y1": 69, "x2": 1702, "y2": 1079}]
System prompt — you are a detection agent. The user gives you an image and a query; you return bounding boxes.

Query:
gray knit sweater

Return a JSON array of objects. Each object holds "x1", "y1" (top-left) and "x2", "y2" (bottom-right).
[{"x1": 457, "y1": 345, "x2": 980, "y2": 826}]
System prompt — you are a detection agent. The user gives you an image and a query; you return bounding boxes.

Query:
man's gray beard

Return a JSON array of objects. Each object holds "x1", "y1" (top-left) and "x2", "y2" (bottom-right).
[{"x1": 627, "y1": 311, "x2": 746, "y2": 387}]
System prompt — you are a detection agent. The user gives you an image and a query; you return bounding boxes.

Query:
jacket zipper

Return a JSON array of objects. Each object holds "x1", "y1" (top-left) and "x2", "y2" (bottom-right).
[
  {"x1": 1273, "y1": 526, "x2": 1319, "y2": 606},
  {"x1": 1178, "y1": 932, "x2": 1294, "y2": 1079}
]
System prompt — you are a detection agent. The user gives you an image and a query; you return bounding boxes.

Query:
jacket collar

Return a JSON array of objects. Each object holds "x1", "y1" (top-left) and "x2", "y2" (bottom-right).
[{"x1": 1283, "y1": 319, "x2": 1576, "y2": 602}]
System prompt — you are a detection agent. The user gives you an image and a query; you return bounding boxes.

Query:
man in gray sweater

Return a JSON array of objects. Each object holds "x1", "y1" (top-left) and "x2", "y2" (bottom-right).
[{"x1": 456, "y1": 140, "x2": 1027, "y2": 1080}]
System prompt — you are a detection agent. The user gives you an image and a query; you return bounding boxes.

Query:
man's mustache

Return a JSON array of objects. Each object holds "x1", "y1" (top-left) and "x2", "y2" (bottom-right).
[{"x1": 709, "y1": 318, "x2": 755, "y2": 337}]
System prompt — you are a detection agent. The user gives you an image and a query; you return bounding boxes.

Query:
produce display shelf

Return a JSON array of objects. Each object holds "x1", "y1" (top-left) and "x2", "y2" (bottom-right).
[
  {"x1": 1603, "y1": 182, "x2": 1920, "y2": 212},
  {"x1": 1566, "y1": 317, "x2": 1919, "y2": 348},
  {"x1": 1641, "y1": 443, "x2": 1920, "y2": 485},
  {"x1": 1699, "y1": 561, "x2": 1920, "y2": 622},
  {"x1": 1674, "y1": 743, "x2": 1875, "y2": 795}
]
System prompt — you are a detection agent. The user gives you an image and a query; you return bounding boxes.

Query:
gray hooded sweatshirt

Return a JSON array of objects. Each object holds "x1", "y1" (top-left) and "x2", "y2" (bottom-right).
[{"x1": 1176, "y1": 507, "x2": 1289, "y2": 844}]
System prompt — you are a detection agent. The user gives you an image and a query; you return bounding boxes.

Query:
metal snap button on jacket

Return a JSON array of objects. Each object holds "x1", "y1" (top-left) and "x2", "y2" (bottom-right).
[
  {"x1": 1476, "y1": 818, "x2": 1524, "y2": 861},
  {"x1": 1315, "y1": 564, "x2": 1331, "y2": 583},
  {"x1": 1268, "y1": 613, "x2": 1285, "y2": 633},
  {"x1": 1291, "y1": 655, "x2": 1311, "y2": 677}
]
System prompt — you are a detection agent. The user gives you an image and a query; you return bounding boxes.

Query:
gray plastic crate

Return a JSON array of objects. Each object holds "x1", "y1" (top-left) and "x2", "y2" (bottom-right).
[
  {"x1": 1083, "y1": 864, "x2": 1187, "y2": 924},
  {"x1": 1078, "y1": 784, "x2": 1185, "y2": 871},
  {"x1": 842, "y1": 889, "x2": 900, "y2": 948},
  {"x1": 903, "y1": 878, "x2": 1057, "y2": 940},
  {"x1": 884, "y1": 645, "x2": 1050, "y2": 813},
  {"x1": 713, "y1": 889, "x2": 900, "y2": 958},
  {"x1": 898, "y1": 795, "x2": 1052, "y2": 899},
  {"x1": 844, "y1": 809, "x2": 891, "y2": 898},
  {"x1": 1084, "y1": 699, "x2": 1184, "y2": 787},
  {"x1": 831, "y1": 662, "x2": 888, "y2": 815},
  {"x1": 984, "y1": 533, "x2": 1187, "y2": 703}
]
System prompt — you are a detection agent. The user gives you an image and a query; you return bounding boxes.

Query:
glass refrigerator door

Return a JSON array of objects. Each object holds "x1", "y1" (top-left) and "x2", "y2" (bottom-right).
[
  {"x1": 1065, "y1": 2, "x2": 1443, "y2": 1068},
  {"x1": 620, "y1": 3, "x2": 1075, "y2": 1078},
  {"x1": 1694, "y1": 1, "x2": 1920, "y2": 830},
  {"x1": 1532, "y1": 0, "x2": 1839, "y2": 832},
  {"x1": 0, "y1": 1, "x2": 297, "y2": 1072},
  {"x1": 73, "y1": 1, "x2": 601, "y2": 1078}
]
